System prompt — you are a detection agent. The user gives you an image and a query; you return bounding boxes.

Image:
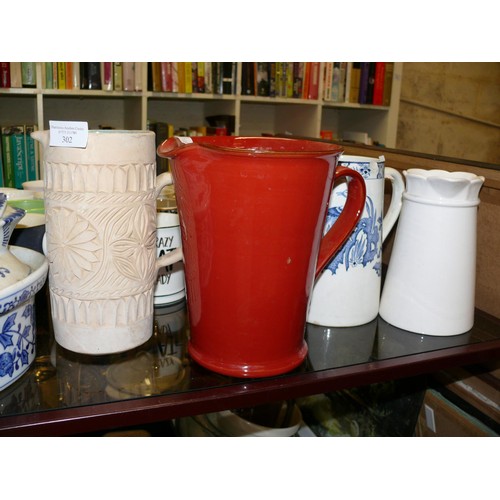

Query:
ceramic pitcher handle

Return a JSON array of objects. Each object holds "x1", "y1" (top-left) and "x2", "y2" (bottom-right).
[
  {"x1": 155, "y1": 172, "x2": 184, "y2": 270},
  {"x1": 382, "y1": 167, "x2": 404, "y2": 242},
  {"x1": 315, "y1": 166, "x2": 366, "y2": 279}
]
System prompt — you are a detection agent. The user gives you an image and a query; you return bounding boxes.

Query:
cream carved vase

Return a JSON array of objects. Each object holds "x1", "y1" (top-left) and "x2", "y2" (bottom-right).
[{"x1": 32, "y1": 130, "x2": 182, "y2": 355}]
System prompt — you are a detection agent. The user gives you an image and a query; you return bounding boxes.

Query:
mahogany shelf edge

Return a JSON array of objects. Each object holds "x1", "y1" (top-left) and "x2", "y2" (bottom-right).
[{"x1": 1, "y1": 338, "x2": 499, "y2": 436}]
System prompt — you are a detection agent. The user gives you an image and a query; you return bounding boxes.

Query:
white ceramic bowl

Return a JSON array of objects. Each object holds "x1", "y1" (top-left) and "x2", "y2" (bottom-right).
[
  {"x1": 0, "y1": 246, "x2": 49, "y2": 392},
  {"x1": 177, "y1": 402, "x2": 303, "y2": 437}
]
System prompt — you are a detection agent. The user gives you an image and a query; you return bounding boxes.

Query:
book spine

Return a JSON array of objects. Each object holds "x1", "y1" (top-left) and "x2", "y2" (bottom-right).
[
  {"x1": 102, "y1": 62, "x2": 113, "y2": 90},
  {"x1": 21, "y1": 62, "x2": 36, "y2": 88},
  {"x1": 323, "y1": 62, "x2": 333, "y2": 101},
  {"x1": 72, "y1": 62, "x2": 80, "y2": 89},
  {"x1": 134, "y1": 62, "x2": 143, "y2": 91},
  {"x1": 343, "y1": 62, "x2": 353, "y2": 102},
  {"x1": 366, "y1": 62, "x2": 377, "y2": 104},
  {"x1": 358, "y1": 62, "x2": 370, "y2": 104},
  {"x1": 113, "y1": 62, "x2": 123, "y2": 91},
  {"x1": 122, "y1": 62, "x2": 135, "y2": 91},
  {"x1": 286, "y1": 62, "x2": 294, "y2": 98},
  {"x1": 52, "y1": 62, "x2": 58, "y2": 88},
  {"x1": 222, "y1": 62, "x2": 235, "y2": 95},
  {"x1": 9, "y1": 63, "x2": 22, "y2": 88},
  {"x1": 160, "y1": 62, "x2": 169, "y2": 92},
  {"x1": 57, "y1": 62, "x2": 66, "y2": 89},
  {"x1": 372, "y1": 62, "x2": 386, "y2": 105},
  {"x1": 184, "y1": 63, "x2": 193, "y2": 93},
  {"x1": 349, "y1": 62, "x2": 361, "y2": 103},
  {"x1": 65, "y1": 62, "x2": 73, "y2": 89},
  {"x1": 88, "y1": 62, "x2": 102, "y2": 90},
  {"x1": 171, "y1": 62, "x2": 179, "y2": 92},
  {"x1": 338, "y1": 62, "x2": 347, "y2": 102},
  {"x1": 256, "y1": 62, "x2": 269, "y2": 97},
  {"x1": 44, "y1": 62, "x2": 53, "y2": 89},
  {"x1": 204, "y1": 62, "x2": 211, "y2": 94},
  {"x1": 11, "y1": 126, "x2": 26, "y2": 188},
  {"x1": 331, "y1": 62, "x2": 340, "y2": 102},
  {"x1": 177, "y1": 62, "x2": 185, "y2": 92},
  {"x1": 24, "y1": 125, "x2": 38, "y2": 181},
  {"x1": 1, "y1": 128, "x2": 14, "y2": 187},
  {"x1": 197, "y1": 62, "x2": 205, "y2": 93},
  {"x1": 383, "y1": 62, "x2": 394, "y2": 106},
  {"x1": 151, "y1": 62, "x2": 161, "y2": 91},
  {"x1": 0, "y1": 63, "x2": 10, "y2": 88},
  {"x1": 307, "y1": 62, "x2": 320, "y2": 100}
]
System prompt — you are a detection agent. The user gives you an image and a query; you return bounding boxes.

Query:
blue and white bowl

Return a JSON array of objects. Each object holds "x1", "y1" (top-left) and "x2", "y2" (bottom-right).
[{"x1": 0, "y1": 246, "x2": 48, "y2": 392}]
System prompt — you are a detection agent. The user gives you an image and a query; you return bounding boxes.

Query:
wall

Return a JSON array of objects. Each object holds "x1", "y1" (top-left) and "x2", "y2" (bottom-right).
[{"x1": 396, "y1": 63, "x2": 500, "y2": 165}]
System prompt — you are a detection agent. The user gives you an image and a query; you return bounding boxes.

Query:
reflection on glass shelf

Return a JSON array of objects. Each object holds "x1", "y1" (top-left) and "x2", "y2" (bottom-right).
[{"x1": 0, "y1": 297, "x2": 499, "y2": 421}]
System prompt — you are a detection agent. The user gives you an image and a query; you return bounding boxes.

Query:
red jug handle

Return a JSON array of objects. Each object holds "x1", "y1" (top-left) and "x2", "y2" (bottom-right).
[{"x1": 315, "y1": 166, "x2": 366, "y2": 279}]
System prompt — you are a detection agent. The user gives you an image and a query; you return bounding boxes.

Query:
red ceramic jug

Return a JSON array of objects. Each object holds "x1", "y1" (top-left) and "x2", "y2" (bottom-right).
[{"x1": 158, "y1": 136, "x2": 365, "y2": 378}]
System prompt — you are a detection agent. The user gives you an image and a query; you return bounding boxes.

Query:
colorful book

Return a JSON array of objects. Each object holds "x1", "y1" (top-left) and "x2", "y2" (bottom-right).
[
  {"x1": 0, "y1": 62, "x2": 10, "y2": 87},
  {"x1": 44, "y1": 62, "x2": 54, "y2": 89},
  {"x1": 134, "y1": 62, "x2": 143, "y2": 91},
  {"x1": 113, "y1": 62, "x2": 123, "y2": 91},
  {"x1": 102, "y1": 62, "x2": 113, "y2": 90},
  {"x1": 150, "y1": 62, "x2": 162, "y2": 91},
  {"x1": 71, "y1": 62, "x2": 80, "y2": 89},
  {"x1": 160, "y1": 62, "x2": 169, "y2": 92},
  {"x1": 366, "y1": 62, "x2": 377, "y2": 104},
  {"x1": 383, "y1": 62, "x2": 394, "y2": 106},
  {"x1": 122, "y1": 62, "x2": 135, "y2": 91},
  {"x1": 1, "y1": 127, "x2": 15, "y2": 187},
  {"x1": 196, "y1": 62, "x2": 205, "y2": 93},
  {"x1": 358, "y1": 62, "x2": 370, "y2": 104},
  {"x1": 307, "y1": 62, "x2": 320, "y2": 100},
  {"x1": 372, "y1": 62, "x2": 386, "y2": 105},
  {"x1": 57, "y1": 62, "x2": 66, "y2": 89},
  {"x1": 222, "y1": 62, "x2": 235, "y2": 95},
  {"x1": 65, "y1": 62, "x2": 73, "y2": 89},
  {"x1": 241, "y1": 62, "x2": 255, "y2": 95},
  {"x1": 184, "y1": 63, "x2": 193, "y2": 93},
  {"x1": 21, "y1": 63, "x2": 36, "y2": 88},
  {"x1": 171, "y1": 62, "x2": 179, "y2": 92},
  {"x1": 9, "y1": 63, "x2": 22, "y2": 88},
  {"x1": 24, "y1": 125, "x2": 38, "y2": 181},
  {"x1": 349, "y1": 62, "x2": 361, "y2": 103},
  {"x1": 10, "y1": 126, "x2": 26, "y2": 188},
  {"x1": 331, "y1": 62, "x2": 341, "y2": 102},
  {"x1": 256, "y1": 62, "x2": 270, "y2": 97},
  {"x1": 323, "y1": 62, "x2": 333, "y2": 101}
]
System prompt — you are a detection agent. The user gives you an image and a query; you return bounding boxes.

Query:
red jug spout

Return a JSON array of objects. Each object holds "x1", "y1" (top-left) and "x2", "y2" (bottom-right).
[{"x1": 158, "y1": 136, "x2": 196, "y2": 159}]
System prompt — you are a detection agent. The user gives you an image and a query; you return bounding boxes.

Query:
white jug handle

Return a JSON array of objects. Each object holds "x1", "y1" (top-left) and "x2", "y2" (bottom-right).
[
  {"x1": 382, "y1": 167, "x2": 405, "y2": 242},
  {"x1": 42, "y1": 232, "x2": 47, "y2": 256},
  {"x1": 155, "y1": 171, "x2": 184, "y2": 269}
]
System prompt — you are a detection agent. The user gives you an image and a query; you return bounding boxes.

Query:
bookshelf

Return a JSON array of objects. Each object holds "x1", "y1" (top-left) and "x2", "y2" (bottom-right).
[{"x1": 0, "y1": 62, "x2": 403, "y2": 164}]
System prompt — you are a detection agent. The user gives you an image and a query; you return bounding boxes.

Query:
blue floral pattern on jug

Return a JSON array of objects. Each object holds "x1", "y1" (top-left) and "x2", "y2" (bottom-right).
[
  {"x1": 325, "y1": 161, "x2": 383, "y2": 276},
  {"x1": 0, "y1": 304, "x2": 35, "y2": 381}
]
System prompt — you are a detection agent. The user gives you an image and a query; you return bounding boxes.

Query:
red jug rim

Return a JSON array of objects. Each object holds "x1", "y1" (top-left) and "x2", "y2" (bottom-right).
[{"x1": 158, "y1": 136, "x2": 344, "y2": 159}]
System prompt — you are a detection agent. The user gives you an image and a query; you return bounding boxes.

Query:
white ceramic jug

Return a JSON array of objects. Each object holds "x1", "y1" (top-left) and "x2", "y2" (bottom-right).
[
  {"x1": 307, "y1": 155, "x2": 404, "y2": 326},
  {"x1": 379, "y1": 168, "x2": 485, "y2": 336},
  {"x1": 32, "y1": 129, "x2": 182, "y2": 355}
]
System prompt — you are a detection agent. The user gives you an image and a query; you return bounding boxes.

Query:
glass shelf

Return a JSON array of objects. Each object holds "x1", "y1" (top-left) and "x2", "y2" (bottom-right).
[{"x1": 1, "y1": 288, "x2": 499, "y2": 436}]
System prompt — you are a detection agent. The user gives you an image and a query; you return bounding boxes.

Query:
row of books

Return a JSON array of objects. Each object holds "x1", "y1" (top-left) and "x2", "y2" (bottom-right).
[
  {"x1": 41, "y1": 62, "x2": 145, "y2": 91},
  {"x1": 0, "y1": 63, "x2": 36, "y2": 88},
  {"x1": 148, "y1": 62, "x2": 236, "y2": 95},
  {"x1": 240, "y1": 62, "x2": 321, "y2": 100},
  {"x1": 323, "y1": 62, "x2": 394, "y2": 106},
  {"x1": 0, "y1": 125, "x2": 39, "y2": 188},
  {"x1": 11, "y1": 62, "x2": 238, "y2": 95}
]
